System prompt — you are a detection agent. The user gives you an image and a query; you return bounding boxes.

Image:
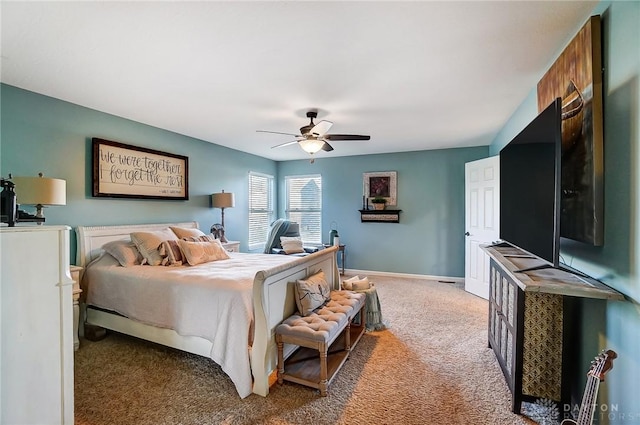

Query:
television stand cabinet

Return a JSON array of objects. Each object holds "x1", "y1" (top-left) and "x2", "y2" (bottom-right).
[{"x1": 481, "y1": 245, "x2": 624, "y2": 414}]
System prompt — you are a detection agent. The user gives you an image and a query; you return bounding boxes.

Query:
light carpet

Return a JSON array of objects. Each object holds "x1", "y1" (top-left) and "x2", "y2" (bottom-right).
[{"x1": 74, "y1": 276, "x2": 546, "y2": 424}]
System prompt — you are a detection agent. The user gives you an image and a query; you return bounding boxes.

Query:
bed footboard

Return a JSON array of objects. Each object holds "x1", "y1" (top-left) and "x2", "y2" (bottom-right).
[{"x1": 251, "y1": 246, "x2": 339, "y2": 396}]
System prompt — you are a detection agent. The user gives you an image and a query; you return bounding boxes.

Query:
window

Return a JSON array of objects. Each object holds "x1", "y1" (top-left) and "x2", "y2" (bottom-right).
[
  {"x1": 248, "y1": 172, "x2": 274, "y2": 250},
  {"x1": 285, "y1": 174, "x2": 322, "y2": 244}
]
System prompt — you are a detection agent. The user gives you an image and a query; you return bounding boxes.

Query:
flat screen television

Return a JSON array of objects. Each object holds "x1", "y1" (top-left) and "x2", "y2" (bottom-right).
[{"x1": 499, "y1": 98, "x2": 562, "y2": 269}]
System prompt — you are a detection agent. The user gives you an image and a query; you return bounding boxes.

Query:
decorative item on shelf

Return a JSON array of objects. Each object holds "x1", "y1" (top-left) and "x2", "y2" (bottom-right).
[
  {"x1": 329, "y1": 221, "x2": 339, "y2": 245},
  {"x1": 12, "y1": 173, "x2": 66, "y2": 225},
  {"x1": 371, "y1": 196, "x2": 387, "y2": 210},
  {"x1": 211, "y1": 190, "x2": 235, "y2": 242}
]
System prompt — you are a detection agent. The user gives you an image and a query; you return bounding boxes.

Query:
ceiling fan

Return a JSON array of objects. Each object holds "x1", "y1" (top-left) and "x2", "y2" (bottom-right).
[{"x1": 256, "y1": 111, "x2": 370, "y2": 158}]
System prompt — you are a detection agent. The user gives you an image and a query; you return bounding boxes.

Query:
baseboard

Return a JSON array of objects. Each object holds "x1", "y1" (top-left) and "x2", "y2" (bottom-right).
[{"x1": 344, "y1": 268, "x2": 464, "y2": 284}]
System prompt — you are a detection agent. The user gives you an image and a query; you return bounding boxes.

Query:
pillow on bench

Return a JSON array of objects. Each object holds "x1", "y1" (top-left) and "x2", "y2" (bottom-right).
[{"x1": 295, "y1": 270, "x2": 331, "y2": 316}]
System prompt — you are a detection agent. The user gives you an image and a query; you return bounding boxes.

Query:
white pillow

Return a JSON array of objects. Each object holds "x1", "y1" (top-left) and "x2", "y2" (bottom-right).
[
  {"x1": 177, "y1": 238, "x2": 230, "y2": 266},
  {"x1": 102, "y1": 240, "x2": 143, "y2": 267},
  {"x1": 352, "y1": 277, "x2": 371, "y2": 291},
  {"x1": 342, "y1": 275, "x2": 360, "y2": 290},
  {"x1": 343, "y1": 275, "x2": 370, "y2": 291},
  {"x1": 130, "y1": 228, "x2": 178, "y2": 266},
  {"x1": 280, "y1": 236, "x2": 304, "y2": 254}
]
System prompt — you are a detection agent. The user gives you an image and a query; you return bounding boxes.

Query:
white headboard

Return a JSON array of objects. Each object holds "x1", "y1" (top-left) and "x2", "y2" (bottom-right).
[{"x1": 75, "y1": 221, "x2": 199, "y2": 267}]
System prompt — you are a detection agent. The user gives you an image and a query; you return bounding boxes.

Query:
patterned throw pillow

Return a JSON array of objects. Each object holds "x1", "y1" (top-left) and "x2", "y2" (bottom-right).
[
  {"x1": 130, "y1": 229, "x2": 178, "y2": 266},
  {"x1": 177, "y1": 238, "x2": 230, "y2": 266},
  {"x1": 159, "y1": 240, "x2": 184, "y2": 266},
  {"x1": 102, "y1": 240, "x2": 144, "y2": 267},
  {"x1": 182, "y1": 234, "x2": 215, "y2": 242},
  {"x1": 294, "y1": 270, "x2": 331, "y2": 316},
  {"x1": 280, "y1": 236, "x2": 304, "y2": 254}
]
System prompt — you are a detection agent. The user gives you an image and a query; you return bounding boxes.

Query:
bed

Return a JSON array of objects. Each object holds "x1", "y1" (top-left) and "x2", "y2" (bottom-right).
[{"x1": 75, "y1": 222, "x2": 339, "y2": 398}]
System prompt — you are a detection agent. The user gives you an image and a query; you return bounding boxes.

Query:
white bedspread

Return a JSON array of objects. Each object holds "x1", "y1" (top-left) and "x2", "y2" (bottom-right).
[{"x1": 84, "y1": 252, "x2": 298, "y2": 398}]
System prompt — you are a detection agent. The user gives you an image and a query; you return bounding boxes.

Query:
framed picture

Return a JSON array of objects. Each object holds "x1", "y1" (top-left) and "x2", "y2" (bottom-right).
[
  {"x1": 537, "y1": 16, "x2": 603, "y2": 245},
  {"x1": 363, "y1": 171, "x2": 397, "y2": 206},
  {"x1": 92, "y1": 138, "x2": 189, "y2": 200}
]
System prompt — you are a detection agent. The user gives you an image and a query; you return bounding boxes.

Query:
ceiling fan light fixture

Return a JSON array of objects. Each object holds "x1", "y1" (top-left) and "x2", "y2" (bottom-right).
[{"x1": 299, "y1": 139, "x2": 325, "y2": 154}]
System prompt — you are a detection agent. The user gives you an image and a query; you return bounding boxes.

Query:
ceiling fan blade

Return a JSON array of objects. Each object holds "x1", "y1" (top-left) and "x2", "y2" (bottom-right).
[
  {"x1": 257, "y1": 130, "x2": 301, "y2": 137},
  {"x1": 321, "y1": 141, "x2": 334, "y2": 152},
  {"x1": 309, "y1": 120, "x2": 333, "y2": 137},
  {"x1": 271, "y1": 140, "x2": 300, "y2": 149},
  {"x1": 324, "y1": 134, "x2": 370, "y2": 141}
]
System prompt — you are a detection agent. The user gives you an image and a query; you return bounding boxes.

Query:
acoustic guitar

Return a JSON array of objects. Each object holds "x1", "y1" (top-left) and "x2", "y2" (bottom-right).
[{"x1": 561, "y1": 349, "x2": 617, "y2": 425}]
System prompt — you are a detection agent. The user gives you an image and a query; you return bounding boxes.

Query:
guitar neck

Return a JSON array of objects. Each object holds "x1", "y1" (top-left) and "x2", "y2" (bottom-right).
[
  {"x1": 577, "y1": 376, "x2": 601, "y2": 425},
  {"x1": 563, "y1": 350, "x2": 616, "y2": 425}
]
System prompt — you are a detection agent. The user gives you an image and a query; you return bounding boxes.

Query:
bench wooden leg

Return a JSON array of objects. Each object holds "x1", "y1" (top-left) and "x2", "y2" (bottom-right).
[
  {"x1": 276, "y1": 337, "x2": 284, "y2": 385},
  {"x1": 319, "y1": 343, "x2": 328, "y2": 396}
]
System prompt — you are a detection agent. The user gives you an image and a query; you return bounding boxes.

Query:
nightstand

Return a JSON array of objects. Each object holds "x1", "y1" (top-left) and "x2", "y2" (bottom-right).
[
  {"x1": 70, "y1": 265, "x2": 83, "y2": 351},
  {"x1": 222, "y1": 241, "x2": 240, "y2": 252},
  {"x1": 323, "y1": 244, "x2": 346, "y2": 275}
]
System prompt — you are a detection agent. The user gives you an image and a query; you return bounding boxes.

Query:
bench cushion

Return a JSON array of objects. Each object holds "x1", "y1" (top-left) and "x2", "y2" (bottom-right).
[
  {"x1": 276, "y1": 290, "x2": 366, "y2": 345},
  {"x1": 276, "y1": 311, "x2": 347, "y2": 343},
  {"x1": 322, "y1": 290, "x2": 366, "y2": 320}
]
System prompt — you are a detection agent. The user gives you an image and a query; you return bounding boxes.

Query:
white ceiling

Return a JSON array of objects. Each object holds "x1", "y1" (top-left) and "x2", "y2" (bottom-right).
[{"x1": 1, "y1": 1, "x2": 597, "y2": 161}]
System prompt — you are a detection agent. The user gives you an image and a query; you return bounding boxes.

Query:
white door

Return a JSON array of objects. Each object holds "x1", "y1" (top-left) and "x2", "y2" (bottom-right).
[{"x1": 464, "y1": 156, "x2": 500, "y2": 299}]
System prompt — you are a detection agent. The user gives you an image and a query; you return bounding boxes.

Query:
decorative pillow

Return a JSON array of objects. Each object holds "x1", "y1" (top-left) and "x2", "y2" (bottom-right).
[
  {"x1": 159, "y1": 240, "x2": 184, "y2": 266},
  {"x1": 130, "y1": 228, "x2": 178, "y2": 266},
  {"x1": 342, "y1": 275, "x2": 361, "y2": 290},
  {"x1": 177, "y1": 238, "x2": 230, "y2": 266},
  {"x1": 170, "y1": 226, "x2": 205, "y2": 239},
  {"x1": 352, "y1": 277, "x2": 370, "y2": 291},
  {"x1": 280, "y1": 236, "x2": 304, "y2": 254},
  {"x1": 294, "y1": 270, "x2": 331, "y2": 316},
  {"x1": 183, "y1": 234, "x2": 215, "y2": 242},
  {"x1": 102, "y1": 240, "x2": 144, "y2": 267}
]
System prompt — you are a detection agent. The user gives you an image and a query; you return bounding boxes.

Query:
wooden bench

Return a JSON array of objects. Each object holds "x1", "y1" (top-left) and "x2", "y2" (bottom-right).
[{"x1": 275, "y1": 290, "x2": 366, "y2": 396}]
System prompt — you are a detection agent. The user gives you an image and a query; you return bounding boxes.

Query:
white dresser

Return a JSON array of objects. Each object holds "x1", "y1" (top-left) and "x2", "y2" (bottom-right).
[{"x1": 1, "y1": 225, "x2": 74, "y2": 424}]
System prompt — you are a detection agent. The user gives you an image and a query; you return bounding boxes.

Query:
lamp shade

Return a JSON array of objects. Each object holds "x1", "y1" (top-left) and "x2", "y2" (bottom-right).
[
  {"x1": 211, "y1": 191, "x2": 235, "y2": 209},
  {"x1": 13, "y1": 175, "x2": 66, "y2": 206}
]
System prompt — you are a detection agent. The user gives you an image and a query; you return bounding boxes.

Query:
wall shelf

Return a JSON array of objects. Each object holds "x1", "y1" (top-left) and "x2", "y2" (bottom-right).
[{"x1": 358, "y1": 209, "x2": 402, "y2": 223}]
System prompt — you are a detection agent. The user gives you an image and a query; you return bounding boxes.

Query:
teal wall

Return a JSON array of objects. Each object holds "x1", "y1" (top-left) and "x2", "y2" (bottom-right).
[
  {"x1": 1, "y1": 84, "x2": 486, "y2": 277},
  {"x1": 277, "y1": 147, "x2": 488, "y2": 277},
  {"x1": 489, "y1": 2, "x2": 640, "y2": 423},
  {"x1": 0, "y1": 84, "x2": 277, "y2": 256}
]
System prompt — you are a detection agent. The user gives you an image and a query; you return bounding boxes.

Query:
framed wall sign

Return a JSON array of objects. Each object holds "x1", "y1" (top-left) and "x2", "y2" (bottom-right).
[
  {"x1": 92, "y1": 138, "x2": 189, "y2": 200},
  {"x1": 363, "y1": 171, "x2": 397, "y2": 206}
]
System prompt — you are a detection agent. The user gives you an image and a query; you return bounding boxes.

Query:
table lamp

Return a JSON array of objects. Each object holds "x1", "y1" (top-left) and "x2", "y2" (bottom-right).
[
  {"x1": 13, "y1": 173, "x2": 66, "y2": 224},
  {"x1": 211, "y1": 190, "x2": 235, "y2": 242}
]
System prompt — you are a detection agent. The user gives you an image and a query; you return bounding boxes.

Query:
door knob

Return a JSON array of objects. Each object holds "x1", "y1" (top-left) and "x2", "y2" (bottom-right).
[{"x1": 465, "y1": 232, "x2": 470, "y2": 236}]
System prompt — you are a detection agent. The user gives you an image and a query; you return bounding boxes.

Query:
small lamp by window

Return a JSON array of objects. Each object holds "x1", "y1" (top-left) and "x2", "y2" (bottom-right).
[
  {"x1": 12, "y1": 173, "x2": 66, "y2": 225},
  {"x1": 211, "y1": 190, "x2": 235, "y2": 242}
]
